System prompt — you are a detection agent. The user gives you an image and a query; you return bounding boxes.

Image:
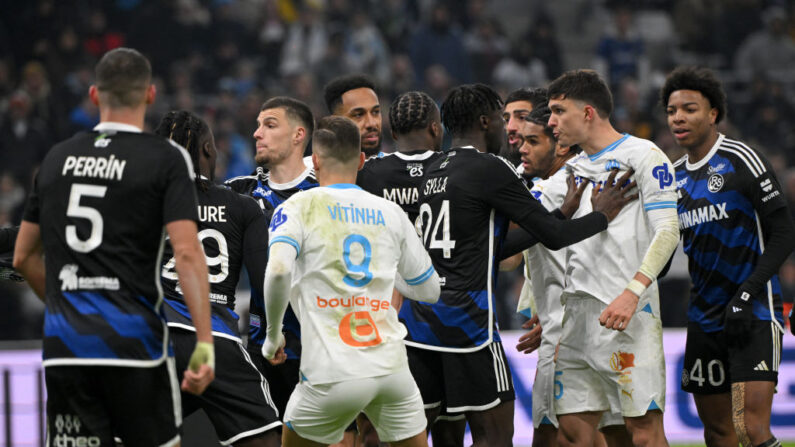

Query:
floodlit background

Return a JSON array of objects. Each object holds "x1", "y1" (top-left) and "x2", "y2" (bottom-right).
[{"x1": 1, "y1": 0, "x2": 794, "y2": 445}]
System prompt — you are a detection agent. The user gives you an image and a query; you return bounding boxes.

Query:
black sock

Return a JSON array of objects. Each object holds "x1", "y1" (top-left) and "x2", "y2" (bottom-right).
[{"x1": 756, "y1": 436, "x2": 781, "y2": 447}]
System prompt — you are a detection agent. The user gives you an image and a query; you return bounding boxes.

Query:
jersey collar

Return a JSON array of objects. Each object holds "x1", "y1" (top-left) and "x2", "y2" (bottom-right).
[
  {"x1": 93, "y1": 122, "x2": 143, "y2": 133},
  {"x1": 685, "y1": 133, "x2": 724, "y2": 172},
  {"x1": 325, "y1": 183, "x2": 362, "y2": 190},
  {"x1": 588, "y1": 133, "x2": 629, "y2": 161},
  {"x1": 393, "y1": 150, "x2": 437, "y2": 161},
  {"x1": 268, "y1": 165, "x2": 314, "y2": 190}
]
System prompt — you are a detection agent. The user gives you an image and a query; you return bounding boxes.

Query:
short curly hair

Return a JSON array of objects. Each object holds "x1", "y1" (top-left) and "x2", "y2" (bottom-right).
[{"x1": 660, "y1": 66, "x2": 727, "y2": 124}]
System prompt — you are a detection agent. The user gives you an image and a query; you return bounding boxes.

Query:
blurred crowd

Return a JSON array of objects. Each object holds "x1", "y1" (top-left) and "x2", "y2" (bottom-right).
[{"x1": 1, "y1": 0, "x2": 794, "y2": 337}]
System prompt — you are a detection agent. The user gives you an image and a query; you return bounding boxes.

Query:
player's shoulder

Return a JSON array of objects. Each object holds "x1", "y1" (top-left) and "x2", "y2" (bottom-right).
[
  {"x1": 673, "y1": 154, "x2": 688, "y2": 170},
  {"x1": 225, "y1": 167, "x2": 263, "y2": 186},
  {"x1": 716, "y1": 136, "x2": 769, "y2": 179}
]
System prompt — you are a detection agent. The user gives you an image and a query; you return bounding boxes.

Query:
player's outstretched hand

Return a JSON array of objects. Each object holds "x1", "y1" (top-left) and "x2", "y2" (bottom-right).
[
  {"x1": 591, "y1": 168, "x2": 638, "y2": 222},
  {"x1": 182, "y1": 341, "x2": 215, "y2": 395},
  {"x1": 516, "y1": 315, "x2": 542, "y2": 354},
  {"x1": 262, "y1": 332, "x2": 286, "y2": 365},
  {"x1": 599, "y1": 290, "x2": 639, "y2": 331},
  {"x1": 559, "y1": 173, "x2": 589, "y2": 218},
  {"x1": 723, "y1": 290, "x2": 754, "y2": 347}
]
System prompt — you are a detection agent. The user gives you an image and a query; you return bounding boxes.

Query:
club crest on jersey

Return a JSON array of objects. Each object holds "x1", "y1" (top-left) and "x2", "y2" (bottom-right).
[
  {"x1": 439, "y1": 152, "x2": 455, "y2": 169},
  {"x1": 269, "y1": 208, "x2": 287, "y2": 231},
  {"x1": 707, "y1": 174, "x2": 724, "y2": 193},
  {"x1": 652, "y1": 164, "x2": 673, "y2": 189},
  {"x1": 604, "y1": 159, "x2": 621, "y2": 171},
  {"x1": 406, "y1": 162, "x2": 424, "y2": 177}
]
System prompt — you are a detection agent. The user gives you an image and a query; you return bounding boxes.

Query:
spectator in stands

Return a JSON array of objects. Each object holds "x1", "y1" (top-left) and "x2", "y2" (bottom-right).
[
  {"x1": 409, "y1": 3, "x2": 472, "y2": 88},
  {"x1": 593, "y1": 6, "x2": 648, "y2": 92},
  {"x1": 734, "y1": 6, "x2": 795, "y2": 81}
]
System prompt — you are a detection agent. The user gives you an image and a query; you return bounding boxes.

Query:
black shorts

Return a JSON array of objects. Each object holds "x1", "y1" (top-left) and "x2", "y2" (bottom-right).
[
  {"x1": 246, "y1": 342, "x2": 358, "y2": 433},
  {"x1": 45, "y1": 360, "x2": 180, "y2": 446},
  {"x1": 681, "y1": 321, "x2": 783, "y2": 394},
  {"x1": 172, "y1": 329, "x2": 280, "y2": 444},
  {"x1": 407, "y1": 341, "x2": 515, "y2": 414}
]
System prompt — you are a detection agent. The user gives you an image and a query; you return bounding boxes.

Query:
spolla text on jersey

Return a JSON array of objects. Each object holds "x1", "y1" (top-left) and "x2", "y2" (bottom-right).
[
  {"x1": 423, "y1": 176, "x2": 447, "y2": 195},
  {"x1": 62, "y1": 155, "x2": 126, "y2": 181},
  {"x1": 678, "y1": 202, "x2": 729, "y2": 230}
]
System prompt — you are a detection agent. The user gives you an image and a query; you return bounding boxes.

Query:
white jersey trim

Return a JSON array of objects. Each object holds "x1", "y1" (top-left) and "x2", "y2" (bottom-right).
[
  {"x1": 754, "y1": 211, "x2": 784, "y2": 333},
  {"x1": 166, "y1": 356, "x2": 182, "y2": 428},
  {"x1": 43, "y1": 356, "x2": 168, "y2": 368},
  {"x1": 720, "y1": 140, "x2": 766, "y2": 178},
  {"x1": 447, "y1": 397, "x2": 502, "y2": 413},
  {"x1": 392, "y1": 150, "x2": 437, "y2": 161},
  {"x1": 267, "y1": 166, "x2": 315, "y2": 190},
  {"x1": 166, "y1": 322, "x2": 243, "y2": 343},
  {"x1": 685, "y1": 133, "x2": 724, "y2": 171}
]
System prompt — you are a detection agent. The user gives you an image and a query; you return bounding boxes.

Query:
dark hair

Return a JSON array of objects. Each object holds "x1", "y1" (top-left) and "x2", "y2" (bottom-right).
[
  {"x1": 313, "y1": 116, "x2": 361, "y2": 163},
  {"x1": 441, "y1": 83, "x2": 504, "y2": 137},
  {"x1": 323, "y1": 74, "x2": 376, "y2": 113},
  {"x1": 261, "y1": 96, "x2": 315, "y2": 138},
  {"x1": 154, "y1": 110, "x2": 211, "y2": 190},
  {"x1": 660, "y1": 66, "x2": 727, "y2": 124},
  {"x1": 525, "y1": 106, "x2": 556, "y2": 141},
  {"x1": 389, "y1": 91, "x2": 438, "y2": 136},
  {"x1": 547, "y1": 70, "x2": 613, "y2": 118},
  {"x1": 95, "y1": 47, "x2": 152, "y2": 108},
  {"x1": 505, "y1": 87, "x2": 548, "y2": 110}
]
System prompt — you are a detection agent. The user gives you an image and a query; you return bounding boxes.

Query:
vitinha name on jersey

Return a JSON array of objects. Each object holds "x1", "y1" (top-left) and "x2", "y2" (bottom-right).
[
  {"x1": 327, "y1": 202, "x2": 386, "y2": 226},
  {"x1": 678, "y1": 203, "x2": 729, "y2": 230},
  {"x1": 62, "y1": 155, "x2": 127, "y2": 181}
]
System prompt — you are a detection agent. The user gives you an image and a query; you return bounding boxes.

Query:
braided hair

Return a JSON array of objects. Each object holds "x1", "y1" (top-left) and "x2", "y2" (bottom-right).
[
  {"x1": 154, "y1": 110, "x2": 211, "y2": 191},
  {"x1": 440, "y1": 83, "x2": 504, "y2": 137},
  {"x1": 389, "y1": 91, "x2": 438, "y2": 136}
]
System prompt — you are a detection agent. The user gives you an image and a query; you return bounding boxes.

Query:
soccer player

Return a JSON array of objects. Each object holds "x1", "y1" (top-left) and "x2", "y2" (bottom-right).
[
  {"x1": 502, "y1": 87, "x2": 549, "y2": 167},
  {"x1": 261, "y1": 116, "x2": 441, "y2": 447},
  {"x1": 13, "y1": 47, "x2": 214, "y2": 446},
  {"x1": 155, "y1": 111, "x2": 281, "y2": 447},
  {"x1": 547, "y1": 70, "x2": 680, "y2": 447},
  {"x1": 515, "y1": 106, "x2": 632, "y2": 447},
  {"x1": 225, "y1": 96, "x2": 318, "y2": 418},
  {"x1": 323, "y1": 74, "x2": 383, "y2": 158},
  {"x1": 662, "y1": 66, "x2": 795, "y2": 447},
  {"x1": 407, "y1": 83, "x2": 636, "y2": 447}
]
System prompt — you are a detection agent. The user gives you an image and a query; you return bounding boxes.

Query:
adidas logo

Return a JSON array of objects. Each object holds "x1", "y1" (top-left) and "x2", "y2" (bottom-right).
[
  {"x1": 732, "y1": 306, "x2": 742, "y2": 313},
  {"x1": 754, "y1": 360, "x2": 769, "y2": 371}
]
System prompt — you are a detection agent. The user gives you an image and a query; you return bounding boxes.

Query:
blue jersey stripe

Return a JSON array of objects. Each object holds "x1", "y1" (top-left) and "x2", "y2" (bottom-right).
[
  {"x1": 269, "y1": 236, "x2": 301, "y2": 257},
  {"x1": 44, "y1": 312, "x2": 118, "y2": 358},
  {"x1": 406, "y1": 265, "x2": 435, "y2": 285},
  {"x1": 685, "y1": 221, "x2": 760, "y2": 251}
]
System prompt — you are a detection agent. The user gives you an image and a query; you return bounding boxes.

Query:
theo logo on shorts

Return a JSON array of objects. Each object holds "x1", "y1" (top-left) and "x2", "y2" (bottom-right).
[{"x1": 53, "y1": 414, "x2": 101, "y2": 446}]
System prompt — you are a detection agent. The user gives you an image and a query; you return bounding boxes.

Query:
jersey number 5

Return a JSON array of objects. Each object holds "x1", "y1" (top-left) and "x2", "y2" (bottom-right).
[{"x1": 65, "y1": 184, "x2": 107, "y2": 253}]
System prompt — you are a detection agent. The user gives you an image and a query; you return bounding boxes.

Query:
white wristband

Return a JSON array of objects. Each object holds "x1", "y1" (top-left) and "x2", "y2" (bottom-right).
[{"x1": 626, "y1": 279, "x2": 646, "y2": 297}]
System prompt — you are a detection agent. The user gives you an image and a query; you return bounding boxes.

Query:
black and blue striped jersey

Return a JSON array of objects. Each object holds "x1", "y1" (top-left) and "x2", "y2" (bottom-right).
[
  {"x1": 405, "y1": 146, "x2": 610, "y2": 352},
  {"x1": 356, "y1": 150, "x2": 443, "y2": 225},
  {"x1": 225, "y1": 165, "x2": 318, "y2": 358},
  {"x1": 23, "y1": 123, "x2": 198, "y2": 367},
  {"x1": 160, "y1": 181, "x2": 268, "y2": 342},
  {"x1": 675, "y1": 135, "x2": 786, "y2": 332}
]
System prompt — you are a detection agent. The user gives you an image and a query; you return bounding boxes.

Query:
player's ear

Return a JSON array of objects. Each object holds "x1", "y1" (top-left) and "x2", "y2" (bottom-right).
[
  {"x1": 709, "y1": 107, "x2": 718, "y2": 125},
  {"x1": 311, "y1": 153, "x2": 320, "y2": 172},
  {"x1": 294, "y1": 126, "x2": 305, "y2": 147},
  {"x1": 555, "y1": 143, "x2": 569, "y2": 157},
  {"x1": 583, "y1": 104, "x2": 595, "y2": 122},
  {"x1": 430, "y1": 121, "x2": 441, "y2": 138},
  {"x1": 357, "y1": 152, "x2": 366, "y2": 171},
  {"x1": 145, "y1": 84, "x2": 156, "y2": 105},
  {"x1": 479, "y1": 115, "x2": 489, "y2": 130},
  {"x1": 391, "y1": 129, "x2": 397, "y2": 141},
  {"x1": 88, "y1": 85, "x2": 100, "y2": 106}
]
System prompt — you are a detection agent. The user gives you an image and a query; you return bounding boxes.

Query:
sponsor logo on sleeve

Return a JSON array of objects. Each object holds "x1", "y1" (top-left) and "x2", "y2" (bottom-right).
[
  {"x1": 269, "y1": 208, "x2": 287, "y2": 232},
  {"x1": 652, "y1": 163, "x2": 673, "y2": 189}
]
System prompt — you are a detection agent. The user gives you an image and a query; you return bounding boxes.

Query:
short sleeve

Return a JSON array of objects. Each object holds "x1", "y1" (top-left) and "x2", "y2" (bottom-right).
[
  {"x1": 162, "y1": 145, "x2": 199, "y2": 224},
  {"x1": 268, "y1": 198, "x2": 304, "y2": 257},
  {"x1": 396, "y1": 208, "x2": 434, "y2": 285},
  {"x1": 22, "y1": 173, "x2": 41, "y2": 223},
  {"x1": 634, "y1": 146, "x2": 678, "y2": 214}
]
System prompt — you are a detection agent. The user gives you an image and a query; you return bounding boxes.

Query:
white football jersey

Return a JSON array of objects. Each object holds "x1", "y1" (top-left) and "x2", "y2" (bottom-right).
[
  {"x1": 523, "y1": 167, "x2": 569, "y2": 344},
  {"x1": 564, "y1": 134, "x2": 677, "y2": 306},
  {"x1": 268, "y1": 184, "x2": 435, "y2": 384}
]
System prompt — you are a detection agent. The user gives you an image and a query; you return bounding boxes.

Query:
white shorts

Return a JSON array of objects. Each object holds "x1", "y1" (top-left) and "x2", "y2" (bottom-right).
[
  {"x1": 555, "y1": 296, "x2": 665, "y2": 418},
  {"x1": 533, "y1": 329, "x2": 625, "y2": 429},
  {"x1": 283, "y1": 367, "x2": 426, "y2": 444}
]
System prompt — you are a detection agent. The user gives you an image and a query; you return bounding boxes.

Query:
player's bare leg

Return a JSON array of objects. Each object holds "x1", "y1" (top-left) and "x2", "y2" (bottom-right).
[
  {"x1": 391, "y1": 431, "x2": 429, "y2": 447},
  {"x1": 693, "y1": 393, "x2": 737, "y2": 446},
  {"x1": 430, "y1": 418, "x2": 465, "y2": 447},
  {"x1": 600, "y1": 425, "x2": 632, "y2": 447},
  {"x1": 533, "y1": 425, "x2": 557, "y2": 447},
  {"x1": 732, "y1": 381, "x2": 777, "y2": 447},
  {"x1": 466, "y1": 400, "x2": 514, "y2": 447},
  {"x1": 557, "y1": 412, "x2": 601, "y2": 447},
  {"x1": 282, "y1": 425, "x2": 326, "y2": 447},
  {"x1": 234, "y1": 429, "x2": 281, "y2": 447},
  {"x1": 331, "y1": 430, "x2": 357, "y2": 447},
  {"x1": 623, "y1": 410, "x2": 668, "y2": 447}
]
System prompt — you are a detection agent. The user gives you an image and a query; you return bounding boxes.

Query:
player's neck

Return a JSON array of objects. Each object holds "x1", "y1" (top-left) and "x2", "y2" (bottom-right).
[
  {"x1": 451, "y1": 133, "x2": 485, "y2": 152},
  {"x1": 395, "y1": 134, "x2": 432, "y2": 153},
  {"x1": 579, "y1": 125, "x2": 624, "y2": 156},
  {"x1": 268, "y1": 152, "x2": 307, "y2": 184},
  {"x1": 99, "y1": 107, "x2": 146, "y2": 130},
  {"x1": 318, "y1": 171, "x2": 357, "y2": 187},
  {"x1": 685, "y1": 130, "x2": 719, "y2": 164},
  {"x1": 544, "y1": 154, "x2": 574, "y2": 179}
]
